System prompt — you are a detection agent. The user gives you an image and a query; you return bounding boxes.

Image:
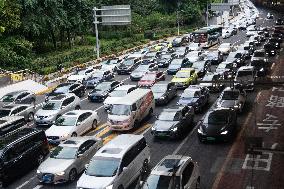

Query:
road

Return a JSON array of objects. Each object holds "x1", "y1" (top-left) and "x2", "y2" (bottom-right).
[{"x1": 5, "y1": 5, "x2": 283, "y2": 189}]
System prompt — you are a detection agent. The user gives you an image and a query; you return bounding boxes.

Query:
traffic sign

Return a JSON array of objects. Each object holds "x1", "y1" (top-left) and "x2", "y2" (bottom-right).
[
  {"x1": 101, "y1": 5, "x2": 131, "y2": 26},
  {"x1": 210, "y1": 3, "x2": 231, "y2": 11}
]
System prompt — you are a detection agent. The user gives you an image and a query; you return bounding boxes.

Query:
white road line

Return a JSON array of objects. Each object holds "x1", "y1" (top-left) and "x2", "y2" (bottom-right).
[
  {"x1": 141, "y1": 126, "x2": 152, "y2": 135},
  {"x1": 95, "y1": 105, "x2": 104, "y2": 111},
  {"x1": 32, "y1": 185, "x2": 43, "y2": 189},
  {"x1": 35, "y1": 102, "x2": 44, "y2": 108},
  {"x1": 15, "y1": 176, "x2": 36, "y2": 189},
  {"x1": 121, "y1": 77, "x2": 130, "y2": 82}
]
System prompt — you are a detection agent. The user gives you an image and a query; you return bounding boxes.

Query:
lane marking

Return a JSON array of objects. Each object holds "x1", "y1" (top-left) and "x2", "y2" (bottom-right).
[
  {"x1": 133, "y1": 124, "x2": 152, "y2": 135},
  {"x1": 32, "y1": 185, "x2": 43, "y2": 189},
  {"x1": 103, "y1": 133, "x2": 118, "y2": 144},
  {"x1": 94, "y1": 126, "x2": 110, "y2": 138},
  {"x1": 15, "y1": 176, "x2": 37, "y2": 189}
]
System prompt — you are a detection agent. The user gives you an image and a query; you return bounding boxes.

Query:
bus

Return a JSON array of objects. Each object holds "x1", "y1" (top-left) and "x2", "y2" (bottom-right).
[{"x1": 192, "y1": 26, "x2": 222, "y2": 48}]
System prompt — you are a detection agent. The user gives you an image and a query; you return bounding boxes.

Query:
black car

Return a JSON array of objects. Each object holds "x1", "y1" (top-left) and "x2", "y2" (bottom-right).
[
  {"x1": 167, "y1": 58, "x2": 191, "y2": 75},
  {"x1": 270, "y1": 33, "x2": 283, "y2": 42},
  {"x1": 116, "y1": 58, "x2": 141, "y2": 74},
  {"x1": 46, "y1": 83, "x2": 86, "y2": 101},
  {"x1": 197, "y1": 108, "x2": 237, "y2": 142},
  {"x1": 0, "y1": 128, "x2": 49, "y2": 187},
  {"x1": 250, "y1": 49, "x2": 270, "y2": 76},
  {"x1": 151, "y1": 82, "x2": 177, "y2": 105},
  {"x1": 200, "y1": 72, "x2": 225, "y2": 92},
  {"x1": 151, "y1": 106, "x2": 194, "y2": 139},
  {"x1": 275, "y1": 18, "x2": 284, "y2": 25},
  {"x1": 267, "y1": 13, "x2": 274, "y2": 19},
  {"x1": 85, "y1": 70, "x2": 114, "y2": 89},
  {"x1": 144, "y1": 51, "x2": 158, "y2": 60},
  {"x1": 226, "y1": 52, "x2": 245, "y2": 67},
  {"x1": 191, "y1": 61, "x2": 211, "y2": 78},
  {"x1": 268, "y1": 38, "x2": 281, "y2": 49},
  {"x1": 88, "y1": 81, "x2": 122, "y2": 102},
  {"x1": 0, "y1": 116, "x2": 27, "y2": 136},
  {"x1": 204, "y1": 51, "x2": 223, "y2": 65},
  {"x1": 264, "y1": 43, "x2": 277, "y2": 56},
  {"x1": 156, "y1": 54, "x2": 174, "y2": 68},
  {"x1": 172, "y1": 37, "x2": 188, "y2": 47}
]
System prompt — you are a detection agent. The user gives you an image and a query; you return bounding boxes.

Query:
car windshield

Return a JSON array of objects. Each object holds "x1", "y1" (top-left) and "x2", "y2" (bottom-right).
[
  {"x1": 160, "y1": 55, "x2": 171, "y2": 59},
  {"x1": 95, "y1": 83, "x2": 111, "y2": 91},
  {"x1": 50, "y1": 146, "x2": 77, "y2": 159},
  {"x1": 109, "y1": 90, "x2": 128, "y2": 97},
  {"x1": 0, "y1": 95, "x2": 15, "y2": 102},
  {"x1": 92, "y1": 72, "x2": 104, "y2": 78},
  {"x1": 0, "y1": 109, "x2": 11, "y2": 117},
  {"x1": 237, "y1": 71, "x2": 253, "y2": 77},
  {"x1": 175, "y1": 72, "x2": 191, "y2": 78},
  {"x1": 254, "y1": 52, "x2": 265, "y2": 57},
  {"x1": 222, "y1": 91, "x2": 239, "y2": 100},
  {"x1": 173, "y1": 38, "x2": 182, "y2": 43},
  {"x1": 151, "y1": 85, "x2": 167, "y2": 93},
  {"x1": 205, "y1": 111, "x2": 228, "y2": 125},
  {"x1": 158, "y1": 111, "x2": 181, "y2": 121},
  {"x1": 181, "y1": 90, "x2": 198, "y2": 98},
  {"x1": 202, "y1": 74, "x2": 214, "y2": 81},
  {"x1": 217, "y1": 64, "x2": 229, "y2": 69},
  {"x1": 192, "y1": 62, "x2": 204, "y2": 69},
  {"x1": 86, "y1": 157, "x2": 120, "y2": 177},
  {"x1": 42, "y1": 101, "x2": 61, "y2": 110},
  {"x1": 141, "y1": 74, "x2": 156, "y2": 81},
  {"x1": 142, "y1": 175, "x2": 180, "y2": 189},
  {"x1": 123, "y1": 59, "x2": 134, "y2": 66},
  {"x1": 136, "y1": 65, "x2": 149, "y2": 71},
  {"x1": 110, "y1": 104, "x2": 131, "y2": 116},
  {"x1": 175, "y1": 48, "x2": 185, "y2": 52},
  {"x1": 55, "y1": 116, "x2": 77, "y2": 126},
  {"x1": 171, "y1": 59, "x2": 182, "y2": 65}
]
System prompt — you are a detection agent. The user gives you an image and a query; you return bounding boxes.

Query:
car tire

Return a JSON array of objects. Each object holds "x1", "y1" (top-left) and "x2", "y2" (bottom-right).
[
  {"x1": 37, "y1": 154, "x2": 44, "y2": 165},
  {"x1": 133, "y1": 120, "x2": 139, "y2": 129},
  {"x1": 79, "y1": 90, "x2": 85, "y2": 98},
  {"x1": 196, "y1": 177, "x2": 201, "y2": 189},
  {"x1": 239, "y1": 103, "x2": 244, "y2": 113},
  {"x1": 28, "y1": 112, "x2": 34, "y2": 122},
  {"x1": 91, "y1": 119, "x2": 97, "y2": 129},
  {"x1": 69, "y1": 169, "x2": 77, "y2": 182},
  {"x1": 75, "y1": 105, "x2": 81, "y2": 110},
  {"x1": 118, "y1": 185, "x2": 124, "y2": 189},
  {"x1": 148, "y1": 108, "x2": 153, "y2": 118},
  {"x1": 71, "y1": 133, "x2": 77, "y2": 137}
]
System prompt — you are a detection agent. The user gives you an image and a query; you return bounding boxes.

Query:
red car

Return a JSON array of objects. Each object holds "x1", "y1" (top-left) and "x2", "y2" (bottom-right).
[{"x1": 138, "y1": 71, "x2": 165, "y2": 88}]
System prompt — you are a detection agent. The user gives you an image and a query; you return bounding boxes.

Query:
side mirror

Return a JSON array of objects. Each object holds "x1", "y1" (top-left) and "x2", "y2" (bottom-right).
[
  {"x1": 123, "y1": 167, "x2": 128, "y2": 172},
  {"x1": 76, "y1": 121, "x2": 81, "y2": 126},
  {"x1": 77, "y1": 153, "x2": 83, "y2": 158},
  {"x1": 61, "y1": 106, "x2": 66, "y2": 109},
  {"x1": 85, "y1": 164, "x2": 89, "y2": 169}
]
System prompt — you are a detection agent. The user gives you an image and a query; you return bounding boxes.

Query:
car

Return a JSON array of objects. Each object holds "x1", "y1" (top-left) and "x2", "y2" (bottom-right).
[
  {"x1": 116, "y1": 57, "x2": 141, "y2": 74},
  {"x1": 244, "y1": 41, "x2": 256, "y2": 53},
  {"x1": 101, "y1": 58, "x2": 121, "y2": 71},
  {"x1": 216, "y1": 87, "x2": 246, "y2": 113},
  {"x1": 246, "y1": 27, "x2": 257, "y2": 37},
  {"x1": 144, "y1": 51, "x2": 158, "y2": 60},
  {"x1": 167, "y1": 58, "x2": 191, "y2": 75},
  {"x1": 275, "y1": 18, "x2": 284, "y2": 25},
  {"x1": 0, "y1": 129, "x2": 49, "y2": 186},
  {"x1": 238, "y1": 44, "x2": 253, "y2": 57},
  {"x1": 191, "y1": 60, "x2": 211, "y2": 77},
  {"x1": 140, "y1": 155, "x2": 200, "y2": 189},
  {"x1": 197, "y1": 108, "x2": 237, "y2": 142},
  {"x1": 45, "y1": 110, "x2": 100, "y2": 145},
  {"x1": 151, "y1": 82, "x2": 177, "y2": 105},
  {"x1": 174, "y1": 46, "x2": 189, "y2": 58},
  {"x1": 0, "y1": 116, "x2": 27, "y2": 136},
  {"x1": 103, "y1": 85, "x2": 137, "y2": 110},
  {"x1": 222, "y1": 29, "x2": 232, "y2": 39},
  {"x1": 35, "y1": 94, "x2": 81, "y2": 127},
  {"x1": 46, "y1": 83, "x2": 86, "y2": 100},
  {"x1": 250, "y1": 49, "x2": 270, "y2": 76},
  {"x1": 0, "y1": 104, "x2": 35, "y2": 121},
  {"x1": 156, "y1": 53, "x2": 175, "y2": 68},
  {"x1": 138, "y1": 71, "x2": 165, "y2": 88},
  {"x1": 234, "y1": 66, "x2": 257, "y2": 91},
  {"x1": 264, "y1": 42, "x2": 277, "y2": 56},
  {"x1": 204, "y1": 51, "x2": 223, "y2": 65},
  {"x1": 76, "y1": 134, "x2": 150, "y2": 189},
  {"x1": 270, "y1": 33, "x2": 283, "y2": 42},
  {"x1": 88, "y1": 81, "x2": 122, "y2": 102},
  {"x1": 171, "y1": 68, "x2": 198, "y2": 89},
  {"x1": 200, "y1": 72, "x2": 225, "y2": 92},
  {"x1": 215, "y1": 61, "x2": 236, "y2": 79},
  {"x1": 268, "y1": 38, "x2": 281, "y2": 49},
  {"x1": 185, "y1": 51, "x2": 205, "y2": 64},
  {"x1": 172, "y1": 37, "x2": 188, "y2": 47},
  {"x1": 248, "y1": 35, "x2": 261, "y2": 46},
  {"x1": 130, "y1": 63, "x2": 158, "y2": 81},
  {"x1": 267, "y1": 13, "x2": 274, "y2": 19},
  {"x1": 37, "y1": 137, "x2": 103, "y2": 184},
  {"x1": 0, "y1": 90, "x2": 36, "y2": 107},
  {"x1": 218, "y1": 43, "x2": 232, "y2": 55},
  {"x1": 177, "y1": 87, "x2": 209, "y2": 112},
  {"x1": 85, "y1": 70, "x2": 114, "y2": 89},
  {"x1": 226, "y1": 52, "x2": 245, "y2": 67},
  {"x1": 67, "y1": 67, "x2": 95, "y2": 83},
  {"x1": 151, "y1": 106, "x2": 194, "y2": 139},
  {"x1": 187, "y1": 43, "x2": 202, "y2": 51}
]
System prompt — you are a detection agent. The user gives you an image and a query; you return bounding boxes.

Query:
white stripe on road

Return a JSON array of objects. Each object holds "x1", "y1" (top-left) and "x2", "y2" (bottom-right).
[
  {"x1": 15, "y1": 176, "x2": 36, "y2": 189},
  {"x1": 33, "y1": 185, "x2": 43, "y2": 189}
]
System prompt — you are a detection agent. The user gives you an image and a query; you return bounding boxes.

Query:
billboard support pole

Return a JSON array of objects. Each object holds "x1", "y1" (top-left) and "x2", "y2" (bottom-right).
[{"x1": 93, "y1": 7, "x2": 100, "y2": 59}]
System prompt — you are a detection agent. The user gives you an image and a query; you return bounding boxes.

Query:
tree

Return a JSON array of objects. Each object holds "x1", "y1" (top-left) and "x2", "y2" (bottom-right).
[{"x1": 0, "y1": 0, "x2": 21, "y2": 33}]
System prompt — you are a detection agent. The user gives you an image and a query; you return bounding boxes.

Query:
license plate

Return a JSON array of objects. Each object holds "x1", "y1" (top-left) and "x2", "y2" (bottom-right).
[
  {"x1": 42, "y1": 175, "x2": 52, "y2": 182},
  {"x1": 207, "y1": 137, "x2": 215, "y2": 141}
]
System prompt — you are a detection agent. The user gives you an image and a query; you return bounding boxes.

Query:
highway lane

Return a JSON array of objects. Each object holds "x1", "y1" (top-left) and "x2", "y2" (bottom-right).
[{"x1": 7, "y1": 6, "x2": 282, "y2": 189}]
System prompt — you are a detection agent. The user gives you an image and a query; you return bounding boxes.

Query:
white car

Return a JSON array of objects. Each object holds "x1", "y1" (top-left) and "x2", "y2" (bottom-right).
[
  {"x1": 187, "y1": 43, "x2": 202, "y2": 51},
  {"x1": 218, "y1": 43, "x2": 232, "y2": 55},
  {"x1": 67, "y1": 67, "x2": 96, "y2": 83},
  {"x1": 45, "y1": 110, "x2": 100, "y2": 145},
  {"x1": 222, "y1": 29, "x2": 232, "y2": 39}
]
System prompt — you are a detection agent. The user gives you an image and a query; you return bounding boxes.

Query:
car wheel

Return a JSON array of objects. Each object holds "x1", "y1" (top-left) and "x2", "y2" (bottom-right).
[
  {"x1": 91, "y1": 119, "x2": 97, "y2": 129},
  {"x1": 239, "y1": 103, "x2": 244, "y2": 113},
  {"x1": 79, "y1": 90, "x2": 85, "y2": 98},
  {"x1": 28, "y1": 112, "x2": 34, "y2": 122},
  {"x1": 118, "y1": 185, "x2": 124, "y2": 189},
  {"x1": 75, "y1": 105, "x2": 81, "y2": 110},
  {"x1": 133, "y1": 120, "x2": 139, "y2": 129},
  {"x1": 141, "y1": 159, "x2": 150, "y2": 177},
  {"x1": 71, "y1": 133, "x2": 77, "y2": 137},
  {"x1": 196, "y1": 177, "x2": 201, "y2": 189},
  {"x1": 37, "y1": 154, "x2": 44, "y2": 165},
  {"x1": 69, "y1": 169, "x2": 77, "y2": 182}
]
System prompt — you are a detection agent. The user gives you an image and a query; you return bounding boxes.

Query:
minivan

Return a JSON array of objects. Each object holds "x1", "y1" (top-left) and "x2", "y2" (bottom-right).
[
  {"x1": 0, "y1": 116, "x2": 27, "y2": 136},
  {"x1": 234, "y1": 66, "x2": 257, "y2": 91},
  {"x1": 107, "y1": 88, "x2": 155, "y2": 131},
  {"x1": 0, "y1": 128, "x2": 49, "y2": 187},
  {"x1": 76, "y1": 134, "x2": 150, "y2": 189}
]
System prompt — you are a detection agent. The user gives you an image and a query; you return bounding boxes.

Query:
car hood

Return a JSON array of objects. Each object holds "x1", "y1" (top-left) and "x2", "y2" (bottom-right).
[
  {"x1": 86, "y1": 77, "x2": 101, "y2": 84},
  {"x1": 217, "y1": 100, "x2": 236, "y2": 108},
  {"x1": 90, "y1": 89, "x2": 106, "y2": 95},
  {"x1": 131, "y1": 71, "x2": 145, "y2": 77},
  {"x1": 139, "y1": 80, "x2": 155, "y2": 86},
  {"x1": 0, "y1": 101, "x2": 12, "y2": 107},
  {"x1": 187, "y1": 57, "x2": 199, "y2": 62},
  {"x1": 153, "y1": 92, "x2": 165, "y2": 99},
  {"x1": 108, "y1": 114, "x2": 130, "y2": 122},
  {"x1": 36, "y1": 109, "x2": 59, "y2": 117},
  {"x1": 45, "y1": 125, "x2": 74, "y2": 137},
  {"x1": 200, "y1": 82, "x2": 211, "y2": 87},
  {"x1": 104, "y1": 97, "x2": 122, "y2": 105},
  {"x1": 154, "y1": 120, "x2": 178, "y2": 131},
  {"x1": 38, "y1": 158, "x2": 74, "y2": 174},
  {"x1": 201, "y1": 123, "x2": 227, "y2": 135},
  {"x1": 178, "y1": 98, "x2": 198, "y2": 105},
  {"x1": 168, "y1": 65, "x2": 181, "y2": 70},
  {"x1": 216, "y1": 68, "x2": 229, "y2": 73},
  {"x1": 158, "y1": 59, "x2": 167, "y2": 63},
  {"x1": 77, "y1": 173, "x2": 115, "y2": 189},
  {"x1": 218, "y1": 48, "x2": 229, "y2": 52}
]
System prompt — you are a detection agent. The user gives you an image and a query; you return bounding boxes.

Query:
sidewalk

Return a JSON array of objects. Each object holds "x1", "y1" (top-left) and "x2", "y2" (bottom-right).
[{"x1": 212, "y1": 50, "x2": 284, "y2": 189}]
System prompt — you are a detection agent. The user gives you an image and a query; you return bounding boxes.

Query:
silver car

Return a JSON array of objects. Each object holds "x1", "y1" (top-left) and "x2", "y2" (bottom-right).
[
  {"x1": 0, "y1": 104, "x2": 35, "y2": 121},
  {"x1": 0, "y1": 90, "x2": 36, "y2": 107},
  {"x1": 37, "y1": 137, "x2": 102, "y2": 184},
  {"x1": 35, "y1": 94, "x2": 81, "y2": 126}
]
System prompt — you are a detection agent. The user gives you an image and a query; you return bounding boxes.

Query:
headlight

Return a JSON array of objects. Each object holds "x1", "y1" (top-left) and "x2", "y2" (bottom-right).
[
  {"x1": 234, "y1": 104, "x2": 240, "y2": 109},
  {"x1": 259, "y1": 68, "x2": 264, "y2": 72},
  {"x1": 171, "y1": 127, "x2": 178, "y2": 132},
  {"x1": 55, "y1": 171, "x2": 65, "y2": 176},
  {"x1": 37, "y1": 170, "x2": 41, "y2": 174},
  {"x1": 197, "y1": 128, "x2": 203, "y2": 134},
  {"x1": 105, "y1": 185, "x2": 113, "y2": 189},
  {"x1": 61, "y1": 133, "x2": 69, "y2": 138},
  {"x1": 221, "y1": 130, "x2": 228, "y2": 135}
]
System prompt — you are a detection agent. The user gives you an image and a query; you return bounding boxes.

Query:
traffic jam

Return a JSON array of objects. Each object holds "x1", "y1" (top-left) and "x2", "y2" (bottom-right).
[{"x1": 0, "y1": 0, "x2": 283, "y2": 189}]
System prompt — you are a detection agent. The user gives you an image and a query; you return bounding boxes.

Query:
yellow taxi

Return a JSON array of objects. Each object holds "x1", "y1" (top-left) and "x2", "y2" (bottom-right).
[{"x1": 171, "y1": 68, "x2": 198, "y2": 89}]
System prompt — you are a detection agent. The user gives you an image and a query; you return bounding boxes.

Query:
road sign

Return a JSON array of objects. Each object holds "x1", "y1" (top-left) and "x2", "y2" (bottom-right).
[
  {"x1": 11, "y1": 73, "x2": 23, "y2": 81},
  {"x1": 101, "y1": 5, "x2": 131, "y2": 26},
  {"x1": 210, "y1": 3, "x2": 231, "y2": 11}
]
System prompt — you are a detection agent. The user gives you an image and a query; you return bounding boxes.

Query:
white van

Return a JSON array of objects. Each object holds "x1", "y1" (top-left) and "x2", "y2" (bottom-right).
[
  {"x1": 107, "y1": 88, "x2": 155, "y2": 131},
  {"x1": 76, "y1": 134, "x2": 150, "y2": 189},
  {"x1": 234, "y1": 66, "x2": 257, "y2": 91}
]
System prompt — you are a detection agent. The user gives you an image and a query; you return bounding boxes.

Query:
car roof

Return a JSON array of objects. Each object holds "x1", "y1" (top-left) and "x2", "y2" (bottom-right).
[
  {"x1": 2, "y1": 104, "x2": 30, "y2": 110},
  {"x1": 63, "y1": 110, "x2": 92, "y2": 117},
  {"x1": 60, "y1": 137, "x2": 98, "y2": 148},
  {"x1": 5, "y1": 90, "x2": 29, "y2": 96},
  {"x1": 49, "y1": 93, "x2": 74, "y2": 101},
  {"x1": 0, "y1": 116, "x2": 25, "y2": 126}
]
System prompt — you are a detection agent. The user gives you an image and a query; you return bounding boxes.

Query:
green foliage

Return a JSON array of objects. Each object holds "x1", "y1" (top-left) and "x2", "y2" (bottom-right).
[{"x1": 0, "y1": 0, "x2": 21, "y2": 33}]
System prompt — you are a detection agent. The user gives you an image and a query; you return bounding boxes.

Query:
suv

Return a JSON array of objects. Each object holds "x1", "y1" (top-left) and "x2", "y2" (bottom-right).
[
  {"x1": 141, "y1": 155, "x2": 200, "y2": 189},
  {"x1": 0, "y1": 116, "x2": 27, "y2": 136},
  {"x1": 0, "y1": 90, "x2": 36, "y2": 107},
  {"x1": 0, "y1": 104, "x2": 35, "y2": 121},
  {"x1": 0, "y1": 128, "x2": 49, "y2": 187},
  {"x1": 35, "y1": 94, "x2": 81, "y2": 127},
  {"x1": 77, "y1": 134, "x2": 150, "y2": 189}
]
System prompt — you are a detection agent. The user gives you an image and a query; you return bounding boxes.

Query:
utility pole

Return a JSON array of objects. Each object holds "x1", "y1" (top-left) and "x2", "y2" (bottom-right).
[
  {"x1": 206, "y1": 1, "x2": 209, "y2": 26},
  {"x1": 93, "y1": 7, "x2": 100, "y2": 58},
  {"x1": 177, "y1": 0, "x2": 180, "y2": 35}
]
